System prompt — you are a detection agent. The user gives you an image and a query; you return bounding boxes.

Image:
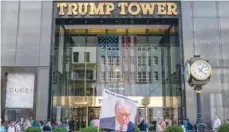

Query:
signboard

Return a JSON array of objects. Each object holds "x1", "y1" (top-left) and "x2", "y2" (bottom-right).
[
  {"x1": 55, "y1": 2, "x2": 179, "y2": 18},
  {"x1": 99, "y1": 89, "x2": 138, "y2": 131},
  {"x1": 5, "y1": 73, "x2": 35, "y2": 108}
]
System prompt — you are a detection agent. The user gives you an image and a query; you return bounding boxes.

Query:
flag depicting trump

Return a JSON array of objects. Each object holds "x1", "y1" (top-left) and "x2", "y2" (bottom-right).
[{"x1": 99, "y1": 89, "x2": 138, "y2": 131}]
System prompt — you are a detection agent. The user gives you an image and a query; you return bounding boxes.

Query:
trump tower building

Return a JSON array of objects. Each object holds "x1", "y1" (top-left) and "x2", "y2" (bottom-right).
[{"x1": 1, "y1": 1, "x2": 229, "y2": 131}]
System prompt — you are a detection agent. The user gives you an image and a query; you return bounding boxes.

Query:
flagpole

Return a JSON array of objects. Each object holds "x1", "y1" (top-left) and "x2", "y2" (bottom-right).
[
  {"x1": 105, "y1": 30, "x2": 109, "y2": 91},
  {"x1": 146, "y1": 29, "x2": 149, "y2": 120},
  {"x1": 84, "y1": 28, "x2": 88, "y2": 127}
]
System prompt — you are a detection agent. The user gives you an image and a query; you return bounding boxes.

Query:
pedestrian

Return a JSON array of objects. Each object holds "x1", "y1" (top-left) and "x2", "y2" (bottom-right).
[
  {"x1": 7, "y1": 121, "x2": 16, "y2": 132},
  {"x1": 0, "y1": 120, "x2": 7, "y2": 132},
  {"x1": 213, "y1": 116, "x2": 221, "y2": 132},
  {"x1": 15, "y1": 121, "x2": 21, "y2": 132},
  {"x1": 39, "y1": 121, "x2": 44, "y2": 130},
  {"x1": 186, "y1": 118, "x2": 194, "y2": 130},
  {"x1": 23, "y1": 119, "x2": 32, "y2": 130},
  {"x1": 156, "y1": 118, "x2": 161, "y2": 131},
  {"x1": 64, "y1": 119, "x2": 71, "y2": 132},
  {"x1": 183, "y1": 118, "x2": 188, "y2": 132},
  {"x1": 139, "y1": 118, "x2": 149, "y2": 132},
  {"x1": 167, "y1": 119, "x2": 172, "y2": 127},
  {"x1": 159, "y1": 118, "x2": 166, "y2": 132},
  {"x1": 90, "y1": 115, "x2": 99, "y2": 128},
  {"x1": 42, "y1": 121, "x2": 52, "y2": 132}
]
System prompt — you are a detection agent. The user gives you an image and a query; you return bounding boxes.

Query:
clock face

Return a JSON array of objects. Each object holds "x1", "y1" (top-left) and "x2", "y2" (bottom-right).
[
  {"x1": 184, "y1": 61, "x2": 191, "y2": 82},
  {"x1": 191, "y1": 60, "x2": 212, "y2": 81}
]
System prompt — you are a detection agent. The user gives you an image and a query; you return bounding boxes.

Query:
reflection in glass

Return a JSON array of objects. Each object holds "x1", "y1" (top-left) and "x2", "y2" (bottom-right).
[
  {"x1": 224, "y1": 69, "x2": 229, "y2": 118},
  {"x1": 219, "y1": 2, "x2": 229, "y2": 17},
  {"x1": 193, "y1": 18, "x2": 220, "y2": 67},
  {"x1": 52, "y1": 22, "x2": 182, "y2": 130},
  {"x1": 193, "y1": 1, "x2": 216, "y2": 17},
  {"x1": 5, "y1": 109, "x2": 34, "y2": 121},
  {"x1": 220, "y1": 18, "x2": 229, "y2": 67}
]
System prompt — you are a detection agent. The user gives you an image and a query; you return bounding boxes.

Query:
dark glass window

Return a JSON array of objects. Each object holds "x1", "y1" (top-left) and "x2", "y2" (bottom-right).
[
  {"x1": 73, "y1": 52, "x2": 79, "y2": 62},
  {"x1": 84, "y1": 52, "x2": 90, "y2": 62},
  {"x1": 73, "y1": 70, "x2": 93, "y2": 80},
  {"x1": 154, "y1": 71, "x2": 159, "y2": 81},
  {"x1": 153, "y1": 56, "x2": 158, "y2": 65}
]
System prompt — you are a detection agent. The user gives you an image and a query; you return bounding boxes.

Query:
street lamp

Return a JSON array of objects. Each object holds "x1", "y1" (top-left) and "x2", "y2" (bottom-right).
[{"x1": 184, "y1": 55, "x2": 212, "y2": 132}]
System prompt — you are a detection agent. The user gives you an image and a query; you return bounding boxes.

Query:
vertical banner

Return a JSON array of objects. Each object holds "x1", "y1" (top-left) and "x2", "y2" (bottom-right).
[
  {"x1": 5, "y1": 73, "x2": 35, "y2": 108},
  {"x1": 99, "y1": 89, "x2": 138, "y2": 131}
]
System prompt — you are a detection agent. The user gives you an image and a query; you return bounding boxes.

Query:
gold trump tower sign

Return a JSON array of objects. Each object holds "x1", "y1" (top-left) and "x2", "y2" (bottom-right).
[{"x1": 57, "y1": 2, "x2": 178, "y2": 16}]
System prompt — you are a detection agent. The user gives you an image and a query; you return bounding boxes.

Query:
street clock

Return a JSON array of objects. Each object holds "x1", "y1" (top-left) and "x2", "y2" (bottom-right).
[
  {"x1": 184, "y1": 55, "x2": 212, "y2": 86},
  {"x1": 190, "y1": 60, "x2": 212, "y2": 81}
]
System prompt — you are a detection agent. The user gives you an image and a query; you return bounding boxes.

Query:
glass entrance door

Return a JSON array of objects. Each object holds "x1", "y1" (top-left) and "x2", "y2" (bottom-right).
[
  {"x1": 70, "y1": 107, "x2": 87, "y2": 130},
  {"x1": 52, "y1": 18, "x2": 182, "y2": 131}
]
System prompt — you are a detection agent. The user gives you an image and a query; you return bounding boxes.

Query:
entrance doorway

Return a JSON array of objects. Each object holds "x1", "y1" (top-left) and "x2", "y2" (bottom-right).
[{"x1": 52, "y1": 18, "x2": 182, "y2": 131}]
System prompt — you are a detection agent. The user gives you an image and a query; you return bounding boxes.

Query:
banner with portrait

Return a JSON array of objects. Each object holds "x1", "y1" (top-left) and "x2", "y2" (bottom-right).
[
  {"x1": 5, "y1": 73, "x2": 35, "y2": 108},
  {"x1": 99, "y1": 89, "x2": 138, "y2": 131}
]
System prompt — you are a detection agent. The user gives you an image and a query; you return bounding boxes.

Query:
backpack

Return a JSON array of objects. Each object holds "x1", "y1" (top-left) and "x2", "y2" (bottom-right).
[
  {"x1": 43, "y1": 125, "x2": 51, "y2": 131},
  {"x1": 188, "y1": 122, "x2": 194, "y2": 130}
]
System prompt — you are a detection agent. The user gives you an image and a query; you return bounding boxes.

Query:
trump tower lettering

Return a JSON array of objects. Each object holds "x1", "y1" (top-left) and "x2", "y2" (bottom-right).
[{"x1": 99, "y1": 89, "x2": 138, "y2": 131}]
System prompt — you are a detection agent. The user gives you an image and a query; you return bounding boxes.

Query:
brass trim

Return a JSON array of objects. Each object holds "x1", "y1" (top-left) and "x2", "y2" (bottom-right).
[{"x1": 195, "y1": 90, "x2": 201, "y2": 94}]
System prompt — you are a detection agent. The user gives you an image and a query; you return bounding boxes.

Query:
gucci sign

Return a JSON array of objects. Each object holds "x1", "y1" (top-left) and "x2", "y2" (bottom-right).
[{"x1": 7, "y1": 88, "x2": 33, "y2": 93}]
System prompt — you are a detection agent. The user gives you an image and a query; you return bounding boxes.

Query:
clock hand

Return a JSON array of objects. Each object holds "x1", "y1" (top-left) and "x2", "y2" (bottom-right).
[
  {"x1": 200, "y1": 66, "x2": 204, "y2": 71},
  {"x1": 200, "y1": 70, "x2": 207, "y2": 75},
  {"x1": 199, "y1": 66, "x2": 206, "y2": 72}
]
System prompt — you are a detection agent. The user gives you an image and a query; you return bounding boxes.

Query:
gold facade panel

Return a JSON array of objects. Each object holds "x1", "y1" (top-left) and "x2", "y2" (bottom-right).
[
  {"x1": 53, "y1": 96, "x2": 180, "y2": 108},
  {"x1": 56, "y1": 28, "x2": 176, "y2": 35},
  {"x1": 53, "y1": 96, "x2": 93, "y2": 107}
]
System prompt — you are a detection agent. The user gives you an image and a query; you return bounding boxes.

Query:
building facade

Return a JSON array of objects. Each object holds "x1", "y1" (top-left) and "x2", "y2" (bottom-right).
[{"x1": 1, "y1": 1, "x2": 229, "y2": 130}]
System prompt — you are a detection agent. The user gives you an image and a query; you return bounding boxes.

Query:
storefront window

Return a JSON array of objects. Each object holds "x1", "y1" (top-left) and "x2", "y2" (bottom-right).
[
  {"x1": 51, "y1": 1, "x2": 182, "y2": 130},
  {"x1": 4, "y1": 109, "x2": 34, "y2": 121},
  {"x1": 51, "y1": 18, "x2": 182, "y2": 130}
]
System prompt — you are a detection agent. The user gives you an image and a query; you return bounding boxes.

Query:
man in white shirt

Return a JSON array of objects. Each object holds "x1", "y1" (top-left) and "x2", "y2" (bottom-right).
[
  {"x1": 213, "y1": 116, "x2": 221, "y2": 132},
  {"x1": 7, "y1": 121, "x2": 16, "y2": 132}
]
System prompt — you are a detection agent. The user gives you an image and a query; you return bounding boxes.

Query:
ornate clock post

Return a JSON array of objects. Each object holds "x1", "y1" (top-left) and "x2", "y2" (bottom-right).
[{"x1": 184, "y1": 55, "x2": 212, "y2": 132}]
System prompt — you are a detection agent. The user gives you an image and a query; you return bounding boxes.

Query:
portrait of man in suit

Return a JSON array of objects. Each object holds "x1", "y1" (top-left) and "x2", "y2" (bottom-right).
[{"x1": 99, "y1": 99, "x2": 135, "y2": 131}]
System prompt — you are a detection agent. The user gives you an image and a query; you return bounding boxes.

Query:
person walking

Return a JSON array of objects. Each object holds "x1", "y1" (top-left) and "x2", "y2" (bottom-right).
[
  {"x1": 7, "y1": 121, "x2": 16, "y2": 132},
  {"x1": 186, "y1": 119, "x2": 194, "y2": 131},
  {"x1": 183, "y1": 118, "x2": 188, "y2": 132},
  {"x1": 0, "y1": 120, "x2": 7, "y2": 132},
  {"x1": 159, "y1": 118, "x2": 166, "y2": 132},
  {"x1": 139, "y1": 118, "x2": 149, "y2": 132},
  {"x1": 90, "y1": 115, "x2": 99, "y2": 128},
  {"x1": 63, "y1": 119, "x2": 71, "y2": 132},
  {"x1": 23, "y1": 119, "x2": 32, "y2": 130},
  {"x1": 42, "y1": 121, "x2": 52, "y2": 132},
  {"x1": 213, "y1": 116, "x2": 221, "y2": 132},
  {"x1": 15, "y1": 121, "x2": 21, "y2": 132}
]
